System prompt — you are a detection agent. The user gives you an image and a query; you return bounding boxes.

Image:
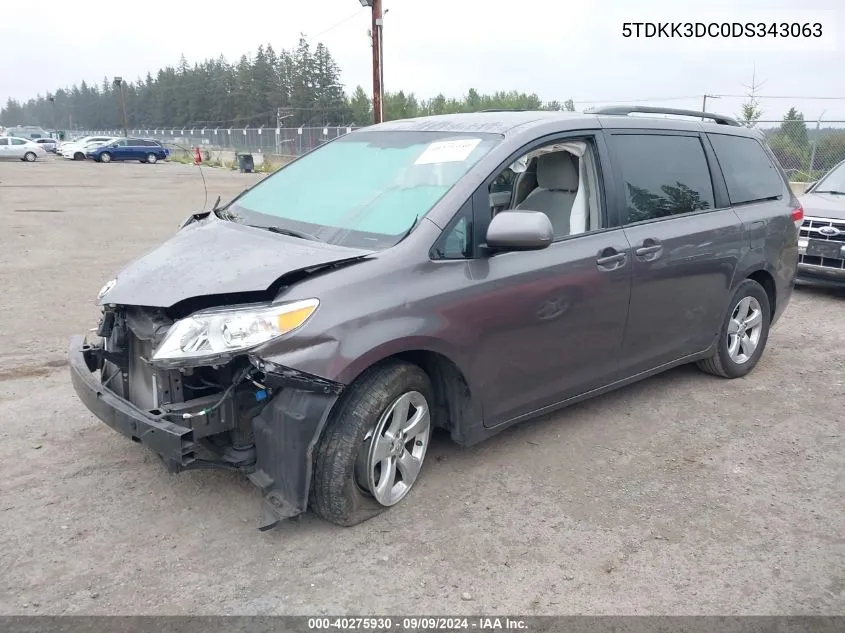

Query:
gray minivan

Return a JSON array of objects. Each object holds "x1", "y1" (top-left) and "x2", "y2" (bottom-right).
[{"x1": 69, "y1": 106, "x2": 801, "y2": 528}]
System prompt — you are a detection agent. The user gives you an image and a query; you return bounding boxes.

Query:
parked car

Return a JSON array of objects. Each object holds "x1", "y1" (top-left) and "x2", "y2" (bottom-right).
[
  {"x1": 58, "y1": 136, "x2": 118, "y2": 160},
  {"x1": 87, "y1": 138, "x2": 169, "y2": 163},
  {"x1": 796, "y1": 158, "x2": 845, "y2": 287},
  {"x1": 0, "y1": 136, "x2": 48, "y2": 161},
  {"x1": 69, "y1": 107, "x2": 800, "y2": 529},
  {"x1": 4, "y1": 125, "x2": 50, "y2": 140},
  {"x1": 33, "y1": 137, "x2": 58, "y2": 153}
]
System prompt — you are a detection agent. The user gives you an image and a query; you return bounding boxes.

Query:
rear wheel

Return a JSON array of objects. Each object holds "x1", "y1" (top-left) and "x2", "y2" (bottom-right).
[
  {"x1": 697, "y1": 278, "x2": 771, "y2": 378},
  {"x1": 99, "y1": 152, "x2": 112, "y2": 163},
  {"x1": 23, "y1": 152, "x2": 36, "y2": 162},
  {"x1": 311, "y1": 361, "x2": 433, "y2": 526}
]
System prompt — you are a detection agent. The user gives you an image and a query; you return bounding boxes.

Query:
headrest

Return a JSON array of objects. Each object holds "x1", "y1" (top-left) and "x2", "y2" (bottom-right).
[{"x1": 536, "y1": 152, "x2": 578, "y2": 191}]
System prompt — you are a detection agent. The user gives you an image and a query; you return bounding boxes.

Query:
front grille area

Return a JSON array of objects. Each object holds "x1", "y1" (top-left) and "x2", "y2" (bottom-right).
[
  {"x1": 800, "y1": 216, "x2": 845, "y2": 243},
  {"x1": 799, "y1": 216, "x2": 845, "y2": 271}
]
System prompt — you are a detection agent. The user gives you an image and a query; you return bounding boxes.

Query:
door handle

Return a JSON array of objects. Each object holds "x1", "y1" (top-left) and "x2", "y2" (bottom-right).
[
  {"x1": 596, "y1": 248, "x2": 627, "y2": 271},
  {"x1": 634, "y1": 238, "x2": 663, "y2": 259}
]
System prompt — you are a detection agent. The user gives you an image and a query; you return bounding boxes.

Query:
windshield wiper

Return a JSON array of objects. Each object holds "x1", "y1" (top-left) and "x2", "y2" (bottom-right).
[
  {"x1": 395, "y1": 215, "x2": 419, "y2": 244},
  {"x1": 814, "y1": 190, "x2": 845, "y2": 195},
  {"x1": 253, "y1": 225, "x2": 324, "y2": 242}
]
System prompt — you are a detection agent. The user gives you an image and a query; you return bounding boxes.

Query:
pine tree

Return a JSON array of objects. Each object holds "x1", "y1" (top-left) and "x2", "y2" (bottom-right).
[{"x1": 349, "y1": 86, "x2": 372, "y2": 125}]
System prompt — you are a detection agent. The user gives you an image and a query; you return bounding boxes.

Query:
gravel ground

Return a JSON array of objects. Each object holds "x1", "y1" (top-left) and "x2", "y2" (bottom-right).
[{"x1": 0, "y1": 158, "x2": 843, "y2": 616}]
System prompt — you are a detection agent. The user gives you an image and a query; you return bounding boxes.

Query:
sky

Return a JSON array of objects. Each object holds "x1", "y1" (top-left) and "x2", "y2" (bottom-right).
[{"x1": 2, "y1": 0, "x2": 843, "y2": 123}]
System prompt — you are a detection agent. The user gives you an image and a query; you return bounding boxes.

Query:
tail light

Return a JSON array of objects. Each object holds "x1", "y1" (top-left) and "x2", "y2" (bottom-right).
[{"x1": 791, "y1": 205, "x2": 804, "y2": 230}]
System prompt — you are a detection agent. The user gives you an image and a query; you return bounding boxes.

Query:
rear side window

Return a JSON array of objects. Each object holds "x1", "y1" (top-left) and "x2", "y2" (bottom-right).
[
  {"x1": 11, "y1": 138, "x2": 27, "y2": 145},
  {"x1": 612, "y1": 134, "x2": 715, "y2": 224},
  {"x1": 707, "y1": 134, "x2": 784, "y2": 205}
]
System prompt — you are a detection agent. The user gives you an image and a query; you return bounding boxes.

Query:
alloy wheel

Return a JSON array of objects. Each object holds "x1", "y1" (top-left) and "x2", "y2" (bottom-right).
[
  {"x1": 355, "y1": 390, "x2": 431, "y2": 506},
  {"x1": 727, "y1": 296, "x2": 763, "y2": 364}
]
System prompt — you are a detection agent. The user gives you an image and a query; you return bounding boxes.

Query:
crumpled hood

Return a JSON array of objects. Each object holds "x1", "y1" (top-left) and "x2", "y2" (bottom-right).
[
  {"x1": 99, "y1": 217, "x2": 372, "y2": 308},
  {"x1": 799, "y1": 192, "x2": 845, "y2": 221}
]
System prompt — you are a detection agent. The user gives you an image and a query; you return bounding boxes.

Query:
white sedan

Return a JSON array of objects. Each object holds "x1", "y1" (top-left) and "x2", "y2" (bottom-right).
[
  {"x1": 0, "y1": 137, "x2": 48, "y2": 162},
  {"x1": 58, "y1": 136, "x2": 118, "y2": 160}
]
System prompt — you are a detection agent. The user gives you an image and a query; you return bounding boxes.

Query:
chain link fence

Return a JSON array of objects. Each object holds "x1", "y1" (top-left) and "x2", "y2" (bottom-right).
[
  {"x1": 74, "y1": 119, "x2": 845, "y2": 181},
  {"x1": 756, "y1": 119, "x2": 845, "y2": 184},
  {"x1": 73, "y1": 126, "x2": 362, "y2": 157}
]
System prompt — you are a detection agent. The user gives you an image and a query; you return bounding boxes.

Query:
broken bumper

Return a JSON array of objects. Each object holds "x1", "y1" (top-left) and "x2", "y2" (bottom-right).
[
  {"x1": 68, "y1": 335, "x2": 344, "y2": 529},
  {"x1": 68, "y1": 336, "x2": 197, "y2": 470}
]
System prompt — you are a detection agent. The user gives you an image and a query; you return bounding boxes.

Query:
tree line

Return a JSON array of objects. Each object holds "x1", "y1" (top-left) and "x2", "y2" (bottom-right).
[{"x1": 0, "y1": 38, "x2": 573, "y2": 131}]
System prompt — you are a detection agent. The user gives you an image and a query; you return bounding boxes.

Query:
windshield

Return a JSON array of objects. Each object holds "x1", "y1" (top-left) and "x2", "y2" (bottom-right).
[
  {"x1": 815, "y1": 160, "x2": 845, "y2": 194},
  {"x1": 227, "y1": 130, "x2": 502, "y2": 249}
]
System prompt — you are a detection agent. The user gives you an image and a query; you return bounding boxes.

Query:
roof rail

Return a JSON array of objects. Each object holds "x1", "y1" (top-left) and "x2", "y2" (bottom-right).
[
  {"x1": 590, "y1": 105, "x2": 741, "y2": 127},
  {"x1": 479, "y1": 108, "x2": 530, "y2": 112}
]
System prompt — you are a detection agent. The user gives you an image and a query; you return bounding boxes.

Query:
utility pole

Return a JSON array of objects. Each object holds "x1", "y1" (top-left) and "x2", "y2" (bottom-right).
[
  {"x1": 701, "y1": 94, "x2": 719, "y2": 119},
  {"x1": 371, "y1": 0, "x2": 383, "y2": 123},
  {"x1": 359, "y1": 0, "x2": 384, "y2": 124},
  {"x1": 113, "y1": 77, "x2": 129, "y2": 137}
]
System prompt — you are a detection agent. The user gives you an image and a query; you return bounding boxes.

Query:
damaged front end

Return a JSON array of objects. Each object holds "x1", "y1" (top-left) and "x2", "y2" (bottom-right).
[{"x1": 68, "y1": 304, "x2": 343, "y2": 530}]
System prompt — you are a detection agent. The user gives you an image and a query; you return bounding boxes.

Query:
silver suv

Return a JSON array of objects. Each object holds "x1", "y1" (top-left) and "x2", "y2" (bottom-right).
[{"x1": 797, "y1": 158, "x2": 845, "y2": 287}]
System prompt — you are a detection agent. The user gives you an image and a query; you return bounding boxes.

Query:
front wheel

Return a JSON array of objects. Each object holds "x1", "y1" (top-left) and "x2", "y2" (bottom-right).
[
  {"x1": 23, "y1": 152, "x2": 36, "y2": 162},
  {"x1": 146, "y1": 153, "x2": 158, "y2": 164},
  {"x1": 311, "y1": 361, "x2": 434, "y2": 526},
  {"x1": 73, "y1": 152, "x2": 85, "y2": 161},
  {"x1": 697, "y1": 278, "x2": 771, "y2": 378},
  {"x1": 99, "y1": 152, "x2": 112, "y2": 163}
]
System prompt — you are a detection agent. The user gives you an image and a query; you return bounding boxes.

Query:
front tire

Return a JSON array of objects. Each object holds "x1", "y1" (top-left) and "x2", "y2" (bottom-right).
[
  {"x1": 146, "y1": 153, "x2": 158, "y2": 164},
  {"x1": 99, "y1": 152, "x2": 112, "y2": 163},
  {"x1": 311, "y1": 361, "x2": 434, "y2": 526},
  {"x1": 23, "y1": 152, "x2": 36, "y2": 162},
  {"x1": 697, "y1": 278, "x2": 771, "y2": 378},
  {"x1": 73, "y1": 152, "x2": 85, "y2": 161}
]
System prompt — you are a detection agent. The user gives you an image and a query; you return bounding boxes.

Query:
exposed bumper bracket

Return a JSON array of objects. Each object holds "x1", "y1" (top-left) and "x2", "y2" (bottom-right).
[{"x1": 69, "y1": 336, "x2": 198, "y2": 471}]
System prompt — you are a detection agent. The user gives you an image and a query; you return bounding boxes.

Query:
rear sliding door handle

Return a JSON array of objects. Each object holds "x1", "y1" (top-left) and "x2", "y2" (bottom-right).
[
  {"x1": 634, "y1": 238, "x2": 663, "y2": 259},
  {"x1": 635, "y1": 245, "x2": 662, "y2": 256}
]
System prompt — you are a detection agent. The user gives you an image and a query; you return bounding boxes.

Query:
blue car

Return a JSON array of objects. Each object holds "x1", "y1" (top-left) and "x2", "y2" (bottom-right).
[{"x1": 88, "y1": 138, "x2": 169, "y2": 164}]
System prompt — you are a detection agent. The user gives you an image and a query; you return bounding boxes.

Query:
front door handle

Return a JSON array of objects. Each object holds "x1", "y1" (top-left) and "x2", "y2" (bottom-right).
[
  {"x1": 596, "y1": 248, "x2": 627, "y2": 271},
  {"x1": 634, "y1": 238, "x2": 663, "y2": 260}
]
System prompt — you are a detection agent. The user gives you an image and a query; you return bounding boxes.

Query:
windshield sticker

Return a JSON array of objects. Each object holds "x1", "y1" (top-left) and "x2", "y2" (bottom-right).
[{"x1": 414, "y1": 138, "x2": 482, "y2": 165}]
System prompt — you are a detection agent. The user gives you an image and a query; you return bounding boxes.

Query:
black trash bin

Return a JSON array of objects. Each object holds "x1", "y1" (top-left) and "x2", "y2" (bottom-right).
[{"x1": 237, "y1": 153, "x2": 254, "y2": 173}]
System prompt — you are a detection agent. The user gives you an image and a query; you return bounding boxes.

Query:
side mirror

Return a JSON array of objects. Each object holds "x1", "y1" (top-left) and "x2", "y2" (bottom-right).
[
  {"x1": 804, "y1": 181, "x2": 816, "y2": 193},
  {"x1": 485, "y1": 210, "x2": 553, "y2": 252},
  {"x1": 111, "y1": 143, "x2": 119, "y2": 148}
]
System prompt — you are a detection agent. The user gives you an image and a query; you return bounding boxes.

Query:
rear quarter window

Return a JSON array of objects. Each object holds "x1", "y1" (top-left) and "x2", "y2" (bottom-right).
[{"x1": 707, "y1": 134, "x2": 786, "y2": 205}]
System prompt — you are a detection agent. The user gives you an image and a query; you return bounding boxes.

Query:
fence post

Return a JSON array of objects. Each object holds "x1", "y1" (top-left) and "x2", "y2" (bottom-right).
[{"x1": 807, "y1": 116, "x2": 823, "y2": 180}]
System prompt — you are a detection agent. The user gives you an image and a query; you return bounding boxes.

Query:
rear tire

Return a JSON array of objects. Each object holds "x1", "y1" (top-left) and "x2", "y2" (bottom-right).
[
  {"x1": 23, "y1": 152, "x2": 36, "y2": 162},
  {"x1": 697, "y1": 278, "x2": 771, "y2": 378},
  {"x1": 99, "y1": 152, "x2": 112, "y2": 163},
  {"x1": 311, "y1": 361, "x2": 433, "y2": 527}
]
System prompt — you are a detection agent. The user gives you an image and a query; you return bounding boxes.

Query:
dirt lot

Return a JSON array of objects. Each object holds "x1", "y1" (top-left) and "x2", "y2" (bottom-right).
[{"x1": 0, "y1": 158, "x2": 843, "y2": 616}]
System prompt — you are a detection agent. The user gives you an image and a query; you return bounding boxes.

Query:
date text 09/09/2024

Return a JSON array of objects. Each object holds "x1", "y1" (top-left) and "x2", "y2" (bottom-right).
[
  {"x1": 307, "y1": 617, "x2": 529, "y2": 630},
  {"x1": 622, "y1": 22, "x2": 823, "y2": 38}
]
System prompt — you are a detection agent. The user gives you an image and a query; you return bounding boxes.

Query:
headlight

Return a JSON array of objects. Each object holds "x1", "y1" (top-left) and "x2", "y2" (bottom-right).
[{"x1": 152, "y1": 299, "x2": 319, "y2": 363}]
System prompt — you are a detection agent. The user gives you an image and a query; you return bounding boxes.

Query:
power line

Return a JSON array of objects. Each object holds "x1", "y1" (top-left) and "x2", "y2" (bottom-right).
[
  {"x1": 308, "y1": 9, "x2": 365, "y2": 39},
  {"x1": 713, "y1": 94, "x2": 845, "y2": 100},
  {"x1": 575, "y1": 96, "x2": 703, "y2": 104}
]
